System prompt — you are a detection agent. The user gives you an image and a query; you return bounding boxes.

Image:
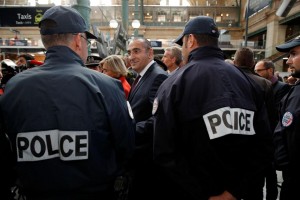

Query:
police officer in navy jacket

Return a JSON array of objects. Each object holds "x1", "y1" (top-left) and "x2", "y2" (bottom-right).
[
  {"x1": 274, "y1": 37, "x2": 300, "y2": 200},
  {"x1": 0, "y1": 6, "x2": 135, "y2": 200},
  {"x1": 153, "y1": 16, "x2": 273, "y2": 200}
]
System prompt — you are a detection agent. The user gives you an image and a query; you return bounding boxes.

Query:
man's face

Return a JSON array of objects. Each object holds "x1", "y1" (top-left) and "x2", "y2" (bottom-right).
[
  {"x1": 127, "y1": 40, "x2": 152, "y2": 73},
  {"x1": 16, "y1": 57, "x2": 27, "y2": 67},
  {"x1": 287, "y1": 46, "x2": 300, "y2": 78},
  {"x1": 162, "y1": 50, "x2": 174, "y2": 68},
  {"x1": 254, "y1": 61, "x2": 271, "y2": 80}
]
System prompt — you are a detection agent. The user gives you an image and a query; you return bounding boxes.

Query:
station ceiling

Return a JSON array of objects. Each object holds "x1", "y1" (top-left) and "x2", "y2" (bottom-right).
[{"x1": 0, "y1": 0, "x2": 239, "y2": 6}]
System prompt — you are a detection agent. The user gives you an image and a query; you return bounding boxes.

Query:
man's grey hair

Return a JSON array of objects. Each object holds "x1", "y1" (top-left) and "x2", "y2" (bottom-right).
[
  {"x1": 41, "y1": 33, "x2": 74, "y2": 49},
  {"x1": 165, "y1": 46, "x2": 183, "y2": 65}
]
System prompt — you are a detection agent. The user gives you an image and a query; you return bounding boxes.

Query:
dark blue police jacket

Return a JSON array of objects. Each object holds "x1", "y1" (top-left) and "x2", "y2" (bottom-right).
[
  {"x1": 153, "y1": 46, "x2": 273, "y2": 200},
  {"x1": 0, "y1": 46, "x2": 135, "y2": 199},
  {"x1": 274, "y1": 81, "x2": 300, "y2": 174}
]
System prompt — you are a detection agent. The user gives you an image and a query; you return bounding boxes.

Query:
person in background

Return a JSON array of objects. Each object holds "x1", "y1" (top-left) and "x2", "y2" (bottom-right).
[
  {"x1": 16, "y1": 54, "x2": 43, "y2": 72},
  {"x1": 235, "y1": 48, "x2": 277, "y2": 130},
  {"x1": 285, "y1": 67, "x2": 299, "y2": 85},
  {"x1": 121, "y1": 54, "x2": 138, "y2": 86},
  {"x1": 283, "y1": 76, "x2": 288, "y2": 83},
  {"x1": 0, "y1": 6, "x2": 135, "y2": 200},
  {"x1": 0, "y1": 62, "x2": 3, "y2": 95},
  {"x1": 126, "y1": 38, "x2": 168, "y2": 200},
  {"x1": 275, "y1": 71, "x2": 283, "y2": 82},
  {"x1": 100, "y1": 55, "x2": 131, "y2": 99},
  {"x1": 161, "y1": 46, "x2": 183, "y2": 74},
  {"x1": 287, "y1": 75, "x2": 298, "y2": 84},
  {"x1": 15, "y1": 53, "x2": 37, "y2": 73},
  {"x1": 85, "y1": 55, "x2": 103, "y2": 72},
  {"x1": 225, "y1": 58, "x2": 234, "y2": 65},
  {"x1": 154, "y1": 56, "x2": 168, "y2": 71},
  {"x1": 255, "y1": 59, "x2": 290, "y2": 114},
  {"x1": 234, "y1": 47, "x2": 278, "y2": 200},
  {"x1": 0, "y1": 59, "x2": 17, "y2": 91},
  {"x1": 153, "y1": 16, "x2": 273, "y2": 200},
  {"x1": 121, "y1": 54, "x2": 131, "y2": 69},
  {"x1": 16, "y1": 54, "x2": 34, "y2": 67},
  {"x1": 274, "y1": 37, "x2": 300, "y2": 200}
]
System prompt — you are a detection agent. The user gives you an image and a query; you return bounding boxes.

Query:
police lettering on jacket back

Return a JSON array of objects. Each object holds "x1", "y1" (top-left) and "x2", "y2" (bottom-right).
[
  {"x1": 203, "y1": 107, "x2": 255, "y2": 139},
  {"x1": 17, "y1": 129, "x2": 88, "y2": 162}
]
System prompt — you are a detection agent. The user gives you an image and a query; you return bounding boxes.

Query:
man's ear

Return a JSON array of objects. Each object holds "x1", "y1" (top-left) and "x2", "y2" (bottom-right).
[
  {"x1": 148, "y1": 48, "x2": 154, "y2": 59},
  {"x1": 72, "y1": 33, "x2": 82, "y2": 50},
  {"x1": 189, "y1": 34, "x2": 197, "y2": 48},
  {"x1": 171, "y1": 56, "x2": 176, "y2": 64}
]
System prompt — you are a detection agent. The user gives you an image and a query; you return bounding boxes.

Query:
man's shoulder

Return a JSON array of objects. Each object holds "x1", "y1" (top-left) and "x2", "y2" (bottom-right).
[
  {"x1": 152, "y1": 63, "x2": 168, "y2": 75},
  {"x1": 145, "y1": 63, "x2": 168, "y2": 81},
  {"x1": 247, "y1": 73, "x2": 272, "y2": 86},
  {"x1": 273, "y1": 79, "x2": 290, "y2": 93},
  {"x1": 275, "y1": 80, "x2": 290, "y2": 88}
]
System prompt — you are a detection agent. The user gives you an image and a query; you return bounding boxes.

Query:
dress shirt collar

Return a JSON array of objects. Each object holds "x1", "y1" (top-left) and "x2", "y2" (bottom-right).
[{"x1": 139, "y1": 60, "x2": 155, "y2": 77}]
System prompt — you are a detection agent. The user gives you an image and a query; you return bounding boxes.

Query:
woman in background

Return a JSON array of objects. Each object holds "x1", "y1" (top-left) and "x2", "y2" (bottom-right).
[{"x1": 100, "y1": 55, "x2": 131, "y2": 99}]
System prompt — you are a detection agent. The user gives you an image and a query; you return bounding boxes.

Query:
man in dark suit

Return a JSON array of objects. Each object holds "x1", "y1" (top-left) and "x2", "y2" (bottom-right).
[{"x1": 127, "y1": 38, "x2": 168, "y2": 200}]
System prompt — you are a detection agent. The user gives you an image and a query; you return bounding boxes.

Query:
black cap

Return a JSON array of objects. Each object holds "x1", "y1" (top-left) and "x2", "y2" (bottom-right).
[
  {"x1": 85, "y1": 55, "x2": 102, "y2": 68},
  {"x1": 276, "y1": 37, "x2": 300, "y2": 52},
  {"x1": 39, "y1": 6, "x2": 97, "y2": 39},
  {"x1": 174, "y1": 16, "x2": 219, "y2": 46}
]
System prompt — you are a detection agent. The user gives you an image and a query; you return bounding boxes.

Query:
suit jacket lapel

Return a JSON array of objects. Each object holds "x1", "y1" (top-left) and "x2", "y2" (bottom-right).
[{"x1": 128, "y1": 64, "x2": 155, "y2": 101}]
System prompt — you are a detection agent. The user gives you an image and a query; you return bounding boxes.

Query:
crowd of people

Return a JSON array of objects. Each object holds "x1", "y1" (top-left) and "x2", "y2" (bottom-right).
[
  {"x1": 1, "y1": 5, "x2": 300, "y2": 200},
  {"x1": 0, "y1": 53, "x2": 44, "y2": 94}
]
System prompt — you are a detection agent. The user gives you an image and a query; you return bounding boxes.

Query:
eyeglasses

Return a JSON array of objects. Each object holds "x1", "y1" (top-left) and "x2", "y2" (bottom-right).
[
  {"x1": 73, "y1": 33, "x2": 91, "y2": 47},
  {"x1": 80, "y1": 34, "x2": 91, "y2": 47},
  {"x1": 254, "y1": 68, "x2": 268, "y2": 73}
]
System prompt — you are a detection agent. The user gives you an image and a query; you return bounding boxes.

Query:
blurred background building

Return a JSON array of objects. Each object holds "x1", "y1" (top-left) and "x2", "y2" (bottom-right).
[{"x1": 0, "y1": 0, "x2": 299, "y2": 72}]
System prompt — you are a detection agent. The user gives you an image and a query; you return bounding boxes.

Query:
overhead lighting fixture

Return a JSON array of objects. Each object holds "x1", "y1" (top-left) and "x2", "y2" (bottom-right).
[
  {"x1": 132, "y1": 20, "x2": 141, "y2": 29},
  {"x1": 109, "y1": 19, "x2": 118, "y2": 29}
]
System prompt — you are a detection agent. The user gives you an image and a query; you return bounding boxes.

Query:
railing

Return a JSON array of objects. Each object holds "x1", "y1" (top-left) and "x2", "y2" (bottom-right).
[
  {"x1": 90, "y1": 5, "x2": 241, "y2": 28},
  {"x1": 0, "y1": 39, "x2": 40, "y2": 46},
  {"x1": 285, "y1": 31, "x2": 300, "y2": 42}
]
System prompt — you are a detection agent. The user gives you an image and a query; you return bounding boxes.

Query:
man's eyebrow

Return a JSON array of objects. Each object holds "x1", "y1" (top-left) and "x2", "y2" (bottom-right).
[
  {"x1": 132, "y1": 48, "x2": 142, "y2": 51},
  {"x1": 289, "y1": 50, "x2": 297, "y2": 54},
  {"x1": 127, "y1": 48, "x2": 142, "y2": 53}
]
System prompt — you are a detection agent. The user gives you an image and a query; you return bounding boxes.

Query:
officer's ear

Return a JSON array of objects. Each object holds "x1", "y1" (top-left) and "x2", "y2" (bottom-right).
[
  {"x1": 188, "y1": 34, "x2": 197, "y2": 48},
  {"x1": 72, "y1": 33, "x2": 83, "y2": 50}
]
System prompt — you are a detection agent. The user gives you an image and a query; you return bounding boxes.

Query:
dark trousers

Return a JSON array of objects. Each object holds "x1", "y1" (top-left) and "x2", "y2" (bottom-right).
[
  {"x1": 241, "y1": 169, "x2": 266, "y2": 200},
  {"x1": 127, "y1": 168, "x2": 161, "y2": 200},
  {"x1": 279, "y1": 169, "x2": 298, "y2": 200},
  {"x1": 265, "y1": 165, "x2": 278, "y2": 200}
]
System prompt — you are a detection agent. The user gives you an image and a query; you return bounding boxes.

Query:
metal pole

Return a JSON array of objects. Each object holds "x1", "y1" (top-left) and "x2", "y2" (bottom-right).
[
  {"x1": 134, "y1": 0, "x2": 139, "y2": 37},
  {"x1": 122, "y1": 0, "x2": 129, "y2": 32},
  {"x1": 244, "y1": 0, "x2": 250, "y2": 47},
  {"x1": 140, "y1": 0, "x2": 144, "y2": 25},
  {"x1": 72, "y1": 0, "x2": 92, "y2": 55}
]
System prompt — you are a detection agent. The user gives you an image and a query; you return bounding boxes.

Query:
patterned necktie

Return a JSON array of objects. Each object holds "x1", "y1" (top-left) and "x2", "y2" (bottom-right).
[{"x1": 131, "y1": 75, "x2": 141, "y2": 91}]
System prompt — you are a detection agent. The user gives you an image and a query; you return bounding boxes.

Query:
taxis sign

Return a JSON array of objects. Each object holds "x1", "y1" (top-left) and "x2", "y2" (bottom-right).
[{"x1": 0, "y1": 7, "x2": 50, "y2": 26}]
